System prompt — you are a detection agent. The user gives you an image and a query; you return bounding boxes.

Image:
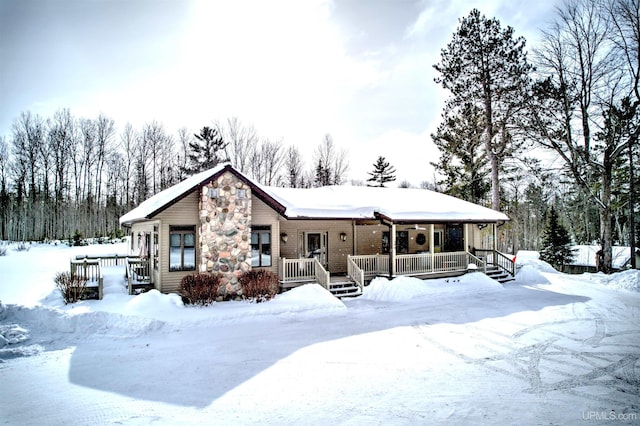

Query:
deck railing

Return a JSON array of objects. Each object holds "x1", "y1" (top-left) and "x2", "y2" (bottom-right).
[
  {"x1": 279, "y1": 257, "x2": 330, "y2": 290},
  {"x1": 125, "y1": 257, "x2": 152, "y2": 295},
  {"x1": 74, "y1": 254, "x2": 128, "y2": 267},
  {"x1": 349, "y1": 255, "x2": 389, "y2": 277},
  {"x1": 70, "y1": 258, "x2": 104, "y2": 299},
  {"x1": 347, "y1": 256, "x2": 365, "y2": 291},
  {"x1": 474, "y1": 249, "x2": 516, "y2": 276},
  {"x1": 349, "y1": 251, "x2": 488, "y2": 279},
  {"x1": 396, "y1": 253, "x2": 432, "y2": 275}
]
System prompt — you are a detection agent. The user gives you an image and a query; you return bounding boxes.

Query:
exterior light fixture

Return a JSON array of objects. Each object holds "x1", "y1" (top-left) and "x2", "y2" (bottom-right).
[
  {"x1": 339, "y1": 232, "x2": 347, "y2": 242},
  {"x1": 280, "y1": 232, "x2": 288, "y2": 243}
]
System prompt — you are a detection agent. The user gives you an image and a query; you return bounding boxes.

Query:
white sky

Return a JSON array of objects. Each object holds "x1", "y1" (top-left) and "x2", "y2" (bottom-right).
[{"x1": 0, "y1": 0, "x2": 558, "y2": 185}]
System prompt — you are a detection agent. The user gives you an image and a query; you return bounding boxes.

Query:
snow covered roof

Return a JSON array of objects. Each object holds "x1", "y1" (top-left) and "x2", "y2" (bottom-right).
[
  {"x1": 120, "y1": 164, "x2": 509, "y2": 225},
  {"x1": 262, "y1": 185, "x2": 509, "y2": 222},
  {"x1": 569, "y1": 245, "x2": 635, "y2": 269},
  {"x1": 119, "y1": 164, "x2": 229, "y2": 225}
]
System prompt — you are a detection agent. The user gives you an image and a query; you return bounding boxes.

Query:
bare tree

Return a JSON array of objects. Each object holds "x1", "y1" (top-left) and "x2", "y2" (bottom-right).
[
  {"x1": 259, "y1": 138, "x2": 285, "y2": 186},
  {"x1": 0, "y1": 136, "x2": 9, "y2": 240},
  {"x1": 47, "y1": 109, "x2": 76, "y2": 237},
  {"x1": 526, "y1": 0, "x2": 637, "y2": 272},
  {"x1": 175, "y1": 127, "x2": 191, "y2": 182},
  {"x1": 284, "y1": 145, "x2": 305, "y2": 187},
  {"x1": 11, "y1": 111, "x2": 46, "y2": 239},
  {"x1": 313, "y1": 134, "x2": 349, "y2": 186},
  {"x1": 119, "y1": 123, "x2": 137, "y2": 210},
  {"x1": 217, "y1": 117, "x2": 259, "y2": 174},
  {"x1": 142, "y1": 121, "x2": 172, "y2": 194}
]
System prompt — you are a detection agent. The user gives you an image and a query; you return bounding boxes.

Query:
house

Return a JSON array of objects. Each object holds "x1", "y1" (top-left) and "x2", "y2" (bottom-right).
[
  {"x1": 563, "y1": 245, "x2": 640, "y2": 274},
  {"x1": 119, "y1": 164, "x2": 513, "y2": 297}
]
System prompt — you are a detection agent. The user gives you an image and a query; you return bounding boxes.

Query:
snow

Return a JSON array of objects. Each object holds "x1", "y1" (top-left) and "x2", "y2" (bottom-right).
[
  {"x1": 119, "y1": 164, "x2": 509, "y2": 225},
  {"x1": 570, "y1": 244, "x2": 635, "y2": 269},
  {"x1": 265, "y1": 184, "x2": 509, "y2": 222},
  {"x1": 1, "y1": 241, "x2": 640, "y2": 425},
  {"x1": 362, "y1": 273, "x2": 502, "y2": 302},
  {"x1": 119, "y1": 164, "x2": 230, "y2": 225}
]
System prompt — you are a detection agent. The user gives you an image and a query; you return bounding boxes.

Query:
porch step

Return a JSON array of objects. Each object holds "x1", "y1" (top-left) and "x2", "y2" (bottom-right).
[
  {"x1": 328, "y1": 280, "x2": 362, "y2": 298},
  {"x1": 485, "y1": 266, "x2": 515, "y2": 284}
]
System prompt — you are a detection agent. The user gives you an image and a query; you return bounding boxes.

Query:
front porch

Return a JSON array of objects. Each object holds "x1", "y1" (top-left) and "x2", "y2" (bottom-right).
[{"x1": 279, "y1": 249, "x2": 515, "y2": 297}]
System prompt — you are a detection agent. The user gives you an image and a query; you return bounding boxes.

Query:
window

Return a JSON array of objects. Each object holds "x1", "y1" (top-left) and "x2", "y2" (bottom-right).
[
  {"x1": 382, "y1": 231, "x2": 409, "y2": 254},
  {"x1": 251, "y1": 226, "x2": 272, "y2": 267},
  {"x1": 169, "y1": 226, "x2": 196, "y2": 271}
]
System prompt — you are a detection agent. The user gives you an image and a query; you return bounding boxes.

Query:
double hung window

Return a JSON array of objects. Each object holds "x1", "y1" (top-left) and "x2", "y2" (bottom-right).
[{"x1": 169, "y1": 226, "x2": 196, "y2": 271}]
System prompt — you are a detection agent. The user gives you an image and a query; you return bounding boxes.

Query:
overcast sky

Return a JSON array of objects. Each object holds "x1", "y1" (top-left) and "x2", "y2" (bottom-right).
[{"x1": 0, "y1": 0, "x2": 559, "y2": 185}]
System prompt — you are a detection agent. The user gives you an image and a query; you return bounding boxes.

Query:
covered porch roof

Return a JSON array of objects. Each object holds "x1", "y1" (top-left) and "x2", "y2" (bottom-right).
[{"x1": 263, "y1": 185, "x2": 509, "y2": 223}]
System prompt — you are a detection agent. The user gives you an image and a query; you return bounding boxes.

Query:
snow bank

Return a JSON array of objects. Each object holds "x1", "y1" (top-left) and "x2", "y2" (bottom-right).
[
  {"x1": 273, "y1": 284, "x2": 345, "y2": 310},
  {"x1": 515, "y1": 265, "x2": 551, "y2": 285},
  {"x1": 361, "y1": 273, "x2": 503, "y2": 302},
  {"x1": 124, "y1": 289, "x2": 184, "y2": 316},
  {"x1": 585, "y1": 269, "x2": 640, "y2": 292}
]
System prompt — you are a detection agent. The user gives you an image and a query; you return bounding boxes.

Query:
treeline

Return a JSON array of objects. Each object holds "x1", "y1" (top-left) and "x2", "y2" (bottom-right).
[
  {"x1": 0, "y1": 113, "x2": 350, "y2": 242},
  {"x1": 430, "y1": 0, "x2": 639, "y2": 271}
]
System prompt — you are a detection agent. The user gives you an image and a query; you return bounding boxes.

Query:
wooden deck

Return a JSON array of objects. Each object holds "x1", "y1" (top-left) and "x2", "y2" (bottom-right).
[{"x1": 71, "y1": 254, "x2": 153, "y2": 298}]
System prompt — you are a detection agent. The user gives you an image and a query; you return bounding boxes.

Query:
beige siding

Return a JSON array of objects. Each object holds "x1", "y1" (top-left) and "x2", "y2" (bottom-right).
[
  {"x1": 251, "y1": 197, "x2": 280, "y2": 276},
  {"x1": 155, "y1": 191, "x2": 200, "y2": 293},
  {"x1": 355, "y1": 223, "x2": 386, "y2": 255},
  {"x1": 280, "y1": 220, "x2": 354, "y2": 274}
]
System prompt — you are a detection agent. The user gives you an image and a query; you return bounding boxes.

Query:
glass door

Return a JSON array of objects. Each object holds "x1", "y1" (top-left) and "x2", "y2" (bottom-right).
[{"x1": 301, "y1": 232, "x2": 328, "y2": 268}]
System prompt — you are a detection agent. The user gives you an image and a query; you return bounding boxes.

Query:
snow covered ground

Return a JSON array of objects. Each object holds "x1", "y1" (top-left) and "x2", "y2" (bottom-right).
[{"x1": 1, "y1": 241, "x2": 639, "y2": 425}]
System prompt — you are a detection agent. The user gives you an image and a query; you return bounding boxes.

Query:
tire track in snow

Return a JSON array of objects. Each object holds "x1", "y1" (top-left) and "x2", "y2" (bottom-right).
[{"x1": 411, "y1": 314, "x2": 640, "y2": 410}]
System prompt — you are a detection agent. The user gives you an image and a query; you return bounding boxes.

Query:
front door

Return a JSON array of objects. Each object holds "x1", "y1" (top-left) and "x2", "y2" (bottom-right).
[
  {"x1": 301, "y1": 232, "x2": 328, "y2": 268},
  {"x1": 444, "y1": 224, "x2": 464, "y2": 252}
]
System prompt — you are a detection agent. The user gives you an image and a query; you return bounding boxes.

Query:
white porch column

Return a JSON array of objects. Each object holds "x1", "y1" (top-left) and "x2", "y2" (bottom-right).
[
  {"x1": 464, "y1": 224, "x2": 469, "y2": 252},
  {"x1": 390, "y1": 223, "x2": 396, "y2": 278},
  {"x1": 430, "y1": 224, "x2": 435, "y2": 272}
]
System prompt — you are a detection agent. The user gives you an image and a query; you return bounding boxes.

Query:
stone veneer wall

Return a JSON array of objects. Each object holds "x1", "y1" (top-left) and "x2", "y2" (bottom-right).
[{"x1": 199, "y1": 171, "x2": 252, "y2": 296}]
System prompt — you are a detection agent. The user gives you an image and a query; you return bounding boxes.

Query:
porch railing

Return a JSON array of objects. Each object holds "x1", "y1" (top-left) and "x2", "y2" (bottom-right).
[
  {"x1": 349, "y1": 255, "x2": 389, "y2": 277},
  {"x1": 474, "y1": 249, "x2": 516, "y2": 276},
  {"x1": 347, "y1": 256, "x2": 365, "y2": 291},
  {"x1": 279, "y1": 257, "x2": 330, "y2": 290},
  {"x1": 74, "y1": 254, "x2": 127, "y2": 267},
  {"x1": 125, "y1": 257, "x2": 152, "y2": 295},
  {"x1": 349, "y1": 251, "x2": 488, "y2": 279},
  {"x1": 70, "y1": 258, "x2": 104, "y2": 299}
]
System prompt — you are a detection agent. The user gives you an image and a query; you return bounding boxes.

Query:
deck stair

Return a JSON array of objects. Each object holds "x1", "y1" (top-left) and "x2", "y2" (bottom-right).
[
  {"x1": 328, "y1": 276, "x2": 362, "y2": 298},
  {"x1": 485, "y1": 265, "x2": 515, "y2": 284}
]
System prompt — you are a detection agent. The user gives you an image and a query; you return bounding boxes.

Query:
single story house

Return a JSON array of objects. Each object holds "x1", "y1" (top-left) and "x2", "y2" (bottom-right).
[
  {"x1": 119, "y1": 164, "x2": 513, "y2": 297},
  {"x1": 563, "y1": 245, "x2": 640, "y2": 274}
]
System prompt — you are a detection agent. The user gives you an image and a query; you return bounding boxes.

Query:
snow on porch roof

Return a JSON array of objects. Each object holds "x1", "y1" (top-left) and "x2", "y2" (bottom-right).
[{"x1": 262, "y1": 185, "x2": 509, "y2": 223}]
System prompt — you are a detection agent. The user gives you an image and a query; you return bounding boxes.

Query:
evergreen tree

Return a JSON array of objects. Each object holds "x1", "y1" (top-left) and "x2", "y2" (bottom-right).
[
  {"x1": 539, "y1": 205, "x2": 575, "y2": 270},
  {"x1": 434, "y1": 8, "x2": 532, "y2": 210},
  {"x1": 183, "y1": 126, "x2": 229, "y2": 175},
  {"x1": 430, "y1": 102, "x2": 490, "y2": 204},
  {"x1": 314, "y1": 159, "x2": 332, "y2": 187},
  {"x1": 367, "y1": 156, "x2": 396, "y2": 187}
]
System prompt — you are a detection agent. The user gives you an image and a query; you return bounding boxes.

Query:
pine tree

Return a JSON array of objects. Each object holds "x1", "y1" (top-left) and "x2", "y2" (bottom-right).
[
  {"x1": 367, "y1": 156, "x2": 397, "y2": 187},
  {"x1": 434, "y1": 9, "x2": 532, "y2": 210},
  {"x1": 183, "y1": 126, "x2": 229, "y2": 175},
  {"x1": 539, "y1": 205, "x2": 575, "y2": 270}
]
